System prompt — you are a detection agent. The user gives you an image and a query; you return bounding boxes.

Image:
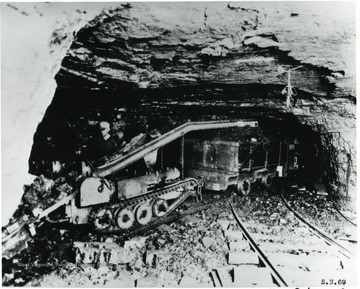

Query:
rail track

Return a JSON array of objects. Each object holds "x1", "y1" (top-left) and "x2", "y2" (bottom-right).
[
  {"x1": 280, "y1": 191, "x2": 355, "y2": 257},
  {"x1": 227, "y1": 204, "x2": 288, "y2": 287},
  {"x1": 226, "y1": 193, "x2": 356, "y2": 287},
  {"x1": 331, "y1": 199, "x2": 357, "y2": 227}
]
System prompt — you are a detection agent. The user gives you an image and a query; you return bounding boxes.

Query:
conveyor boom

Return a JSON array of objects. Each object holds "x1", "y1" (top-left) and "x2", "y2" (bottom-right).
[{"x1": 96, "y1": 120, "x2": 258, "y2": 177}]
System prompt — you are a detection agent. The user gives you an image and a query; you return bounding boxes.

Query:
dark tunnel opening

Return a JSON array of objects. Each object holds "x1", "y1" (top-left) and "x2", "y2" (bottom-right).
[{"x1": 28, "y1": 85, "x2": 328, "y2": 190}]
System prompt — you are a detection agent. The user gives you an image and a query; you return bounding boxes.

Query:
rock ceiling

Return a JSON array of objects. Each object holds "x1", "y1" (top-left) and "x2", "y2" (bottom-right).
[
  {"x1": 55, "y1": 3, "x2": 355, "y2": 102},
  {"x1": 50, "y1": 2, "x2": 356, "y2": 199}
]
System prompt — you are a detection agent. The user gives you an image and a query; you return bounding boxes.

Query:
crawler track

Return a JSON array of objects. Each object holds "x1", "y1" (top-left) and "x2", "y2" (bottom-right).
[
  {"x1": 94, "y1": 191, "x2": 232, "y2": 239},
  {"x1": 91, "y1": 178, "x2": 200, "y2": 234}
]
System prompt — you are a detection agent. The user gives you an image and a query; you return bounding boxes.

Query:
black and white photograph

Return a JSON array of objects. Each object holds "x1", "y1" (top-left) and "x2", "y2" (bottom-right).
[{"x1": 1, "y1": 1, "x2": 357, "y2": 287}]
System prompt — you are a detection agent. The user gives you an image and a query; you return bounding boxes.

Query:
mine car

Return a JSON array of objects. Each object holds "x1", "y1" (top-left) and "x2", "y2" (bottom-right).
[{"x1": 184, "y1": 128, "x2": 299, "y2": 195}]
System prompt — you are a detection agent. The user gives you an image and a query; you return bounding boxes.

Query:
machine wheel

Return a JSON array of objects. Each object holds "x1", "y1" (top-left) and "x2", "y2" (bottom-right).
[
  {"x1": 261, "y1": 174, "x2": 273, "y2": 188},
  {"x1": 115, "y1": 208, "x2": 135, "y2": 230},
  {"x1": 237, "y1": 178, "x2": 251, "y2": 196},
  {"x1": 152, "y1": 199, "x2": 169, "y2": 217},
  {"x1": 135, "y1": 203, "x2": 153, "y2": 225},
  {"x1": 94, "y1": 208, "x2": 113, "y2": 230}
]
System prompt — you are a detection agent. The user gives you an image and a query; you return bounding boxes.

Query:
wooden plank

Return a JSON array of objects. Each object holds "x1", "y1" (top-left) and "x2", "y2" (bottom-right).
[{"x1": 210, "y1": 270, "x2": 222, "y2": 287}]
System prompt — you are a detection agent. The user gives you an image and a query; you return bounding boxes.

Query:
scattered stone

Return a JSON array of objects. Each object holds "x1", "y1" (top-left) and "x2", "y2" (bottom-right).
[
  {"x1": 133, "y1": 258, "x2": 144, "y2": 271},
  {"x1": 59, "y1": 229, "x2": 66, "y2": 236},
  {"x1": 31, "y1": 207, "x2": 43, "y2": 217},
  {"x1": 155, "y1": 238, "x2": 167, "y2": 248},
  {"x1": 3, "y1": 273, "x2": 15, "y2": 283},
  {"x1": 209, "y1": 244, "x2": 218, "y2": 252},
  {"x1": 32, "y1": 175, "x2": 55, "y2": 192},
  {"x1": 224, "y1": 229, "x2": 243, "y2": 241},
  {"x1": 279, "y1": 218, "x2": 287, "y2": 225},
  {"x1": 217, "y1": 212, "x2": 230, "y2": 219},
  {"x1": 179, "y1": 215, "x2": 203, "y2": 226},
  {"x1": 209, "y1": 221, "x2": 217, "y2": 228},
  {"x1": 217, "y1": 219, "x2": 230, "y2": 231},
  {"x1": 201, "y1": 236, "x2": 216, "y2": 249},
  {"x1": 155, "y1": 250, "x2": 171, "y2": 263},
  {"x1": 157, "y1": 224, "x2": 174, "y2": 233},
  {"x1": 14, "y1": 277, "x2": 26, "y2": 285},
  {"x1": 124, "y1": 236, "x2": 148, "y2": 250},
  {"x1": 56, "y1": 183, "x2": 73, "y2": 196},
  {"x1": 189, "y1": 249, "x2": 197, "y2": 259}
]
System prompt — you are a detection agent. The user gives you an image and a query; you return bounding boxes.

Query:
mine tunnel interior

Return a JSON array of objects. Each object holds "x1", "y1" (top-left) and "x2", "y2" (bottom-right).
[
  {"x1": 29, "y1": 85, "x2": 325, "y2": 190},
  {"x1": 2, "y1": 3, "x2": 356, "y2": 286}
]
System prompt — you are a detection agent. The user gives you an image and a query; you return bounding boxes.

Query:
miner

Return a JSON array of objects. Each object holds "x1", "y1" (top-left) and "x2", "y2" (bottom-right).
[{"x1": 98, "y1": 121, "x2": 125, "y2": 156}]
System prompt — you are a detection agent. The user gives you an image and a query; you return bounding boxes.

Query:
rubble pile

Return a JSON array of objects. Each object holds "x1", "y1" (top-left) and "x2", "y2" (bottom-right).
[
  {"x1": 18, "y1": 198, "x2": 245, "y2": 286},
  {"x1": 284, "y1": 185, "x2": 357, "y2": 240},
  {"x1": 11, "y1": 175, "x2": 74, "y2": 222},
  {"x1": 2, "y1": 226, "x2": 74, "y2": 286},
  {"x1": 232, "y1": 184, "x2": 300, "y2": 228}
]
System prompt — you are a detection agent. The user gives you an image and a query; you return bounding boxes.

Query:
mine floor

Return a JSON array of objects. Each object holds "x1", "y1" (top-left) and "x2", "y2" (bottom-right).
[{"x1": 2, "y1": 180, "x2": 357, "y2": 287}]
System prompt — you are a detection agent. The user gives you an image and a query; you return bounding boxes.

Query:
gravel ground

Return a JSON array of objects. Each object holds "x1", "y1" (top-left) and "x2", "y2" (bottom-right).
[
  {"x1": 3, "y1": 180, "x2": 356, "y2": 287},
  {"x1": 282, "y1": 183, "x2": 357, "y2": 241}
]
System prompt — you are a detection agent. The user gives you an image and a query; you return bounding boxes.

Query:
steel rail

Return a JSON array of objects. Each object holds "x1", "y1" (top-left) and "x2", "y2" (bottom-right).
[
  {"x1": 280, "y1": 192, "x2": 353, "y2": 258},
  {"x1": 331, "y1": 199, "x2": 357, "y2": 227},
  {"x1": 96, "y1": 120, "x2": 258, "y2": 177},
  {"x1": 229, "y1": 204, "x2": 288, "y2": 287}
]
